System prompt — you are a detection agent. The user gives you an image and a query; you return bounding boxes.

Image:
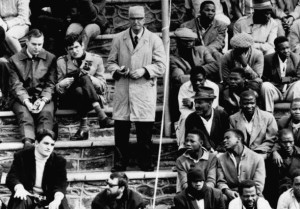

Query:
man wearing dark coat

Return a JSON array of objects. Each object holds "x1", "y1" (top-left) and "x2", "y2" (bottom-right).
[{"x1": 6, "y1": 129, "x2": 69, "y2": 209}]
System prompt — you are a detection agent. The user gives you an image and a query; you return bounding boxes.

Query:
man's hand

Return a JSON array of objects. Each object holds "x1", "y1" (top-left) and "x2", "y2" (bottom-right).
[
  {"x1": 24, "y1": 99, "x2": 33, "y2": 112},
  {"x1": 225, "y1": 189, "x2": 239, "y2": 200},
  {"x1": 237, "y1": 54, "x2": 248, "y2": 68},
  {"x1": 273, "y1": 150, "x2": 283, "y2": 167},
  {"x1": 182, "y1": 98, "x2": 193, "y2": 109},
  {"x1": 129, "y1": 68, "x2": 146, "y2": 79},
  {"x1": 59, "y1": 77, "x2": 74, "y2": 88},
  {"x1": 31, "y1": 99, "x2": 46, "y2": 114},
  {"x1": 48, "y1": 199, "x2": 61, "y2": 209},
  {"x1": 14, "y1": 185, "x2": 31, "y2": 200}
]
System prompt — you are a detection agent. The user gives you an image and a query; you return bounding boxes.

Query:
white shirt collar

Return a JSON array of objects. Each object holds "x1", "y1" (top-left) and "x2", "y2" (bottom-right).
[
  {"x1": 200, "y1": 108, "x2": 214, "y2": 135},
  {"x1": 131, "y1": 27, "x2": 144, "y2": 40},
  {"x1": 278, "y1": 54, "x2": 287, "y2": 77}
]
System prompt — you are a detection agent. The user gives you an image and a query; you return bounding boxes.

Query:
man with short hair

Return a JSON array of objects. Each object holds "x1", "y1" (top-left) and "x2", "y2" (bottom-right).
[
  {"x1": 181, "y1": 1, "x2": 227, "y2": 60},
  {"x1": 8, "y1": 29, "x2": 56, "y2": 148},
  {"x1": 56, "y1": 33, "x2": 113, "y2": 140},
  {"x1": 261, "y1": 36, "x2": 300, "y2": 113},
  {"x1": 234, "y1": 0, "x2": 278, "y2": 55},
  {"x1": 277, "y1": 169, "x2": 300, "y2": 208},
  {"x1": 176, "y1": 129, "x2": 217, "y2": 191},
  {"x1": 277, "y1": 98, "x2": 300, "y2": 145},
  {"x1": 229, "y1": 90, "x2": 278, "y2": 159},
  {"x1": 91, "y1": 172, "x2": 145, "y2": 209},
  {"x1": 184, "y1": 86, "x2": 229, "y2": 152},
  {"x1": 107, "y1": 6, "x2": 166, "y2": 171},
  {"x1": 221, "y1": 32, "x2": 264, "y2": 85},
  {"x1": 217, "y1": 129, "x2": 266, "y2": 201},
  {"x1": 228, "y1": 180, "x2": 272, "y2": 209},
  {"x1": 173, "y1": 168, "x2": 225, "y2": 209},
  {"x1": 6, "y1": 129, "x2": 69, "y2": 209},
  {"x1": 176, "y1": 66, "x2": 219, "y2": 149}
]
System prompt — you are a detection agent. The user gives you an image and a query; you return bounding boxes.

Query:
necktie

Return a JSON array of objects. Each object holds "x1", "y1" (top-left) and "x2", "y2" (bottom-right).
[{"x1": 134, "y1": 36, "x2": 139, "y2": 46}]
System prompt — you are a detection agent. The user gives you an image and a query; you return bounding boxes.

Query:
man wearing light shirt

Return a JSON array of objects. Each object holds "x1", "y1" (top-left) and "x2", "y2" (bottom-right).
[
  {"x1": 261, "y1": 36, "x2": 300, "y2": 113},
  {"x1": 6, "y1": 129, "x2": 69, "y2": 209}
]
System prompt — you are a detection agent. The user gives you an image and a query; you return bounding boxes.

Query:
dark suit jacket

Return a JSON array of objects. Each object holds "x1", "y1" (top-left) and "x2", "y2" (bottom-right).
[
  {"x1": 173, "y1": 187, "x2": 225, "y2": 209},
  {"x1": 91, "y1": 189, "x2": 145, "y2": 209},
  {"x1": 6, "y1": 148, "x2": 68, "y2": 209},
  {"x1": 278, "y1": 115, "x2": 300, "y2": 146},
  {"x1": 185, "y1": 107, "x2": 229, "y2": 151},
  {"x1": 262, "y1": 52, "x2": 300, "y2": 91}
]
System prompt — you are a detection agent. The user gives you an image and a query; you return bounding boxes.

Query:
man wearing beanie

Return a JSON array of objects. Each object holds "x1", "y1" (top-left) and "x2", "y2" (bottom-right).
[
  {"x1": 6, "y1": 129, "x2": 69, "y2": 209},
  {"x1": 173, "y1": 168, "x2": 225, "y2": 209},
  {"x1": 107, "y1": 6, "x2": 166, "y2": 172}
]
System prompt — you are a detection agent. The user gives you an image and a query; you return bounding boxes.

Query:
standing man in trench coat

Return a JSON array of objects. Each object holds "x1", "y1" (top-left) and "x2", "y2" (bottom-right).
[{"x1": 107, "y1": 6, "x2": 166, "y2": 172}]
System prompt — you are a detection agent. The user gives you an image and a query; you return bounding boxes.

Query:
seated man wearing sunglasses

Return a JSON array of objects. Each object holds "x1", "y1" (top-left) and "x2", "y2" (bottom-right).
[{"x1": 92, "y1": 172, "x2": 145, "y2": 209}]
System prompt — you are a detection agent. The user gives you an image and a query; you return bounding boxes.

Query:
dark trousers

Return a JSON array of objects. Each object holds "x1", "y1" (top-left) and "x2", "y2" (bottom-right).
[
  {"x1": 59, "y1": 75, "x2": 100, "y2": 118},
  {"x1": 114, "y1": 120, "x2": 154, "y2": 168},
  {"x1": 12, "y1": 101, "x2": 54, "y2": 141},
  {"x1": 8, "y1": 196, "x2": 69, "y2": 209}
]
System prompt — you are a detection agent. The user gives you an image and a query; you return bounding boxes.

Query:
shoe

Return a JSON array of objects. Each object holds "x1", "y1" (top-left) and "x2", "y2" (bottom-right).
[
  {"x1": 99, "y1": 117, "x2": 114, "y2": 129},
  {"x1": 70, "y1": 129, "x2": 89, "y2": 141},
  {"x1": 111, "y1": 164, "x2": 127, "y2": 172},
  {"x1": 22, "y1": 138, "x2": 34, "y2": 150}
]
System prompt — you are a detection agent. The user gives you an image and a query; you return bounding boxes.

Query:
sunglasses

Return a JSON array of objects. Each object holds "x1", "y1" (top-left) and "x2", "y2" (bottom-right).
[{"x1": 106, "y1": 180, "x2": 119, "y2": 188}]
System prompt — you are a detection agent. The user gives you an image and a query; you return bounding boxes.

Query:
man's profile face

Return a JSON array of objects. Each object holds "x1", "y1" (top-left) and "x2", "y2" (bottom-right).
[
  {"x1": 67, "y1": 41, "x2": 84, "y2": 59},
  {"x1": 240, "y1": 96, "x2": 256, "y2": 116},
  {"x1": 293, "y1": 176, "x2": 300, "y2": 199},
  {"x1": 223, "y1": 131, "x2": 239, "y2": 151},
  {"x1": 129, "y1": 16, "x2": 145, "y2": 34},
  {"x1": 195, "y1": 99, "x2": 212, "y2": 116},
  {"x1": 185, "y1": 133, "x2": 202, "y2": 152},
  {"x1": 191, "y1": 73, "x2": 205, "y2": 91},
  {"x1": 200, "y1": 4, "x2": 215, "y2": 21},
  {"x1": 276, "y1": 41, "x2": 290, "y2": 60},
  {"x1": 191, "y1": 180, "x2": 204, "y2": 191},
  {"x1": 26, "y1": 36, "x2": 44, "y2": 56},
  {"x1": 178, "y1": 38, "x2": 195, "y2": 49},
  {"x1": 241, "y1": 186, "x2": 257, "y2": 209},
  {"x1": 233, "y1": 47, "x2": 249, "y2": 57},
  {"x1": 229, "y1": 72, "x2": 245, "y2": 91},
  {"x1": 291, "y1": 102, "x2": 300, "y2": 121},
  {"x1": 254, "y1": 9, "x2": 272, "y2": 25},
  {"x1": 280, "y1": 133, "x2": 294, "y2": 155},
  {"x1": 35, "y1": 135, "x2": 55, "y2": 158},
  {"x1": 106, "y1": 178, "x2": 121, "y2": 198}
]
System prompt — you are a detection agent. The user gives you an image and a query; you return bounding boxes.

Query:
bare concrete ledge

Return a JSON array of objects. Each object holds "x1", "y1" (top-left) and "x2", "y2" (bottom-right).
[
  {"x1": 0, "y1": 170, "x2": 176, "y2": 184},
  {"x1": 0, "y1": 137, "x2": 177, "y2": 151}
]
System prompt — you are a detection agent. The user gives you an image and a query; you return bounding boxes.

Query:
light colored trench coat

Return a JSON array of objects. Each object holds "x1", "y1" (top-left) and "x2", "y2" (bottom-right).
[{"x1": 107, "y1": 28, "x2": 166, "y2": 121}]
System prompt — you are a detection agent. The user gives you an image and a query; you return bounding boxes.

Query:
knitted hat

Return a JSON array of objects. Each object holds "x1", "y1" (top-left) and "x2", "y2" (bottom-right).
[
  {"x1": 193, "y1": 86, "x2": 216, "y2": 100},
  {"x1": 230, "y1": 32, "x2": 254, "y2": 48},
  {"x1": 174, "y1": 28, "x2": 198, "y2": 40},
  {"x1": 253, "y1": 0, "x2": 272, "y2": 10},
  {"x1": 129, "y1": 6, "x2": 145, "y2": 18},
  {"x1": 187, "y1": 168, "x2": 205, "y2": 182}
]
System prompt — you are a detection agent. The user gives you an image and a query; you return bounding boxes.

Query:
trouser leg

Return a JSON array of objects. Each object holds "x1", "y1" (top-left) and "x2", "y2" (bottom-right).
[
  {"x1": 12, "y1": 101, "x2": 35, "y2": 140},
  {"x1": 114, "y1": 120, "x2": 131, "y2": 166},
  {"x1": 9, "y1": 196, "x2": 34, "y2": 209},
  {"x1": 36, "y1": 101, "x2": 55, "y2": 135},
  {"x1": 260, "y1": 82, "x2": 282, "y2": 112},
  {"x1": 135, "y1": 121, "x2": 154, "y2": 169},
  {"x1": 284, "y1": 80, "x2": 300, "y2": 101}
]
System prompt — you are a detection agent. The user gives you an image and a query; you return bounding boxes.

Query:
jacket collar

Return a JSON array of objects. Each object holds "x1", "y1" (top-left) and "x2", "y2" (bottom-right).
[{"x1": 18, "y1": 47, "x2": 47, "y2": 61}]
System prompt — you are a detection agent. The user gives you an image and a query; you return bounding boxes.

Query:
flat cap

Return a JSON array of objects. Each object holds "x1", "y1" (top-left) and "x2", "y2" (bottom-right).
[
  {"x1": 230, "y1": 32, "x2": 254, "y2": 48},
  {"x1": 187, "y1": 168, "x2": 205, "y2": 182},
  {"x1": 174, "y1": 28, "x2": 197, "y2": 40},
  {"x1": 129, "y1": 6, "x2": 145, "y2": 18}
]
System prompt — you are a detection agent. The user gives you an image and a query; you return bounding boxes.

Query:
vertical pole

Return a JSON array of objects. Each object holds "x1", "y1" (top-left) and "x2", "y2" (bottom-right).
[{"x1": 161, "y1": 0, "x2": 171, "y2": 137}]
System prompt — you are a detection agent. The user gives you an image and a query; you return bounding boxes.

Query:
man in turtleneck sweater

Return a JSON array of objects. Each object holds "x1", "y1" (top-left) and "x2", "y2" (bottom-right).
[
  {"x1": 6, "y1": 129, "x2": 69, "y2": 209},
  {"x1": 173, "y1": 168, "x2": 225, "y2": 209}
]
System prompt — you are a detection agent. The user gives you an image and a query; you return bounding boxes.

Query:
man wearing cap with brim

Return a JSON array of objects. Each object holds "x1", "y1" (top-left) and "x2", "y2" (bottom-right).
[
  {"x1": 221, "y1": 32, "x2": 264, "y2": 85},
  {"x1": 234, "y1": 0, "x2": 278, "y2": 55},
  {"x1": 170, "y1": 27, "x2": 218, "y2": 124},
  {"x1": 184, "y1": 86, "x2": 229, "y2": 153},
  {"x1": 107, "y1": 6, "x2": 166, "y2": 172},
  {"x1": 173, "y1": 168, "x2": 225, "y2": 209}
]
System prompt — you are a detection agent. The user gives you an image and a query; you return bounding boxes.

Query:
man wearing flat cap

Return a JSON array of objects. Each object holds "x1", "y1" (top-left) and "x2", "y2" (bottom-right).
[
  {"x1": 107, "y1": 6, "x2": 166, "y2": 172},
  {"x1": 221, "y1": 32, "x2": 264, "y2": 86},
  {"x1": 184, "y1": 86, "x2": 229, "y2": 152},
  {"x1": 170, "y1": 27, "x2": 218, "y2": 123},
  {"x1": 234, "y1": 0, "x2": 278, "y2": 55},
  {"x1": 173, "y1": 168, "x2": 225, "y2": 209}
]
